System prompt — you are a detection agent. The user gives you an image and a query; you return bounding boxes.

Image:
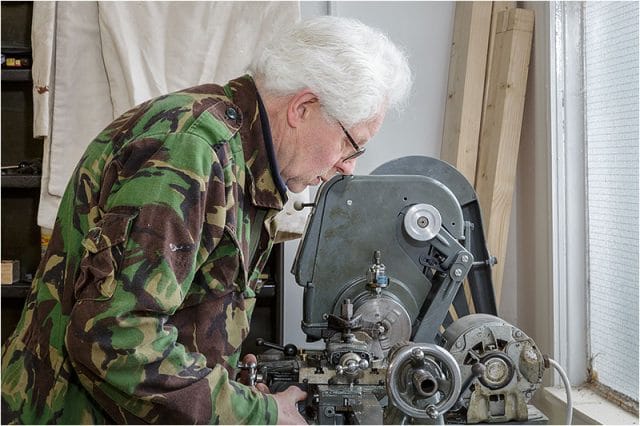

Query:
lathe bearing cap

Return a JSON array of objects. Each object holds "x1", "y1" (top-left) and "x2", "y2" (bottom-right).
[{"x1": 404, "y1": 204, "x2": 442, "y2": 241}]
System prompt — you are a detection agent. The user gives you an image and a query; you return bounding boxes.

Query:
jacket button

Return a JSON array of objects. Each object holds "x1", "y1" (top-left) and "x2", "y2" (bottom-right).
[{"x1": 225, "y1": 107, "x2": 238, "y2": 121}]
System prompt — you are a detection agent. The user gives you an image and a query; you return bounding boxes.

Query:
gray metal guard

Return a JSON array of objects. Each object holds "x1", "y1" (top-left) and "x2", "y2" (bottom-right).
[
  {"x1": 293, "y1": 156, "x2": 496, "y2": 344},
  {"x1": 372, "y1": 156, "x2": 497, "y2": 320}
]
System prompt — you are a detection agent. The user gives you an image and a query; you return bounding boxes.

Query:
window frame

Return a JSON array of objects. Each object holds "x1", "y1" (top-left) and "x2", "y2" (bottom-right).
[{"x1": 550, "y1": 0, "x2": 589, "y2": 386}]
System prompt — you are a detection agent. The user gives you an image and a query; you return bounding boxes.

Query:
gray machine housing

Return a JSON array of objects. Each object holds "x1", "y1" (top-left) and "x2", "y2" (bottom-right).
[
  {"x1": 293, "y1": 155, "x2": 496, "y2": 343},
  {"x1": 252, "y1": 156, "x2": 544, "y2": 424}
]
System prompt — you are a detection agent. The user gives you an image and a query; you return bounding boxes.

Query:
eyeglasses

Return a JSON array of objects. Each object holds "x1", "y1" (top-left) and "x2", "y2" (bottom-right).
[{"x1": 338, "y1": 122, "x2": 366, "y2": 162}]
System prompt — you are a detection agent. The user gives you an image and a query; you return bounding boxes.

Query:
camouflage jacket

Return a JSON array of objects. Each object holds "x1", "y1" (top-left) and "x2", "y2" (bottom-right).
[{"x1": 1, "y1": 76, "x2": 286, "y2": 424}]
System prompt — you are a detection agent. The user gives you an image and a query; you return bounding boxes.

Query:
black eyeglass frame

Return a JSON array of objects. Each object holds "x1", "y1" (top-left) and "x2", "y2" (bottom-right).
[{"x1": 338, "y1": 122, "x2": 366, "y2": 162}]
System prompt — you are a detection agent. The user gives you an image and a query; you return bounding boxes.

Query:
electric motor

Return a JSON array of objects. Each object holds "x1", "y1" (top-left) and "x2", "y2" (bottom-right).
[{"x1": 442, "y1": 314, "x2": 545, "y2": 423}]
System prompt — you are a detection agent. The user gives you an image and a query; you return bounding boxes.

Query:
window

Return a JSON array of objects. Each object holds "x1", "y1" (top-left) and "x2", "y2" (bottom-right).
[
  {"x1": 584, "y1": 1, "x2": 639, "y2": 404},
  {"x1": 552, "y1": 0, "x2": 639, "y2": 410}
]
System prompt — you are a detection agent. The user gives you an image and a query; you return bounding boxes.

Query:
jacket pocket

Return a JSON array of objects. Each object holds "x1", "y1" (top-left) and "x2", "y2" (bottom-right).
[{"x1": 74, "y1": 207, "x2": 139, "y2": 301}]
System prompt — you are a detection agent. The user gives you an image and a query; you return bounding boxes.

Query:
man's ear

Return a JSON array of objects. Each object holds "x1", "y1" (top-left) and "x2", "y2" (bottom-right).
[{"x1": 287, "y1": 89, "x2": 319, "y2": 128}]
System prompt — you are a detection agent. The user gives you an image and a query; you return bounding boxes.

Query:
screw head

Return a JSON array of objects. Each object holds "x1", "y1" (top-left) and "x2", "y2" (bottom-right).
[
  {"x1": 426, "y1": 405, "x2": 438, "y2": 418},
  {"x1": 411, "y1": 348, "x2": 425, "y2": 361}
]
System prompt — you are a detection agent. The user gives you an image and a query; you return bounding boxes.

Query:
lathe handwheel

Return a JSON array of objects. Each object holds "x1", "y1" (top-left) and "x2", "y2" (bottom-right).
[{"x1": 386, "y1": 343, "x2": 462, "y2": 419}]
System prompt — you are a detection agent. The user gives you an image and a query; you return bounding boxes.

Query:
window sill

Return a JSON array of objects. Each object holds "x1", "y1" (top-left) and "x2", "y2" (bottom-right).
[{"x1": 534, "y1": 386, "x2": 638, "y2": 425}]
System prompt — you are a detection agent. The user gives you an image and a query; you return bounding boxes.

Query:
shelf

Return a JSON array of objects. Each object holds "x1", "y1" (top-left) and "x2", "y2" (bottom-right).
[
  {"x1": 1, "y1": 174, "x2": 41, "y2": 188},
  {"x1": 1, "y1": 281, "x2": 31, "y2": 298},
  {"x1": 258, "y1": 283, "x2": 276, "y2": 298},
  {"x1": 1, "y1": 68, "x2": 31, "y2": 82}
]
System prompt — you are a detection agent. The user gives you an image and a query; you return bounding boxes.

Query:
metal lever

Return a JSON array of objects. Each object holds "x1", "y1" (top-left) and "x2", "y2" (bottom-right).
[
  {"x1": 236, "y1": 361, "x2": 257, "y2": 387},
  {"x1": 293, "y1": 201, "x2": 315, "y2": 211},
  {"x1": 451, "y1": 362, "x2": 486, "y2": 411},
  {"x1": 256, "y1": 338, "x2": 298, "y2": 357},
  {"x1": 461, "y1": 362, "x2": 485, "y2": 394}
]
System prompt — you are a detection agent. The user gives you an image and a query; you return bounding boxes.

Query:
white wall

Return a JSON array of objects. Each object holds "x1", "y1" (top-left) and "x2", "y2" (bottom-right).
[
  {"x1": 282, "y1": 1, "x2": 528, "y2": 348},
  {"x1": 329, "y1": 1, "x2": 456, "y2": 173}
]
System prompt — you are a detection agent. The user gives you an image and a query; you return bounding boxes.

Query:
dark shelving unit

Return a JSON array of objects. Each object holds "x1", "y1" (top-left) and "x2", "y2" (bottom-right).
[
  {"x1": 242, "y1": 244, "x2": 284, "y2": 356},
  {"x1": 1, "y1": 174, "x2": 41, "y2": 188},
  {"x1": 1, "y1": 281, "x2": 31, "y2": 298},
  {"x1": 1, "y1": 68, "x2": 31, "y2": 82},
  {"x1": 2, "y1": 1, "x2": 39, "y2": 344}
]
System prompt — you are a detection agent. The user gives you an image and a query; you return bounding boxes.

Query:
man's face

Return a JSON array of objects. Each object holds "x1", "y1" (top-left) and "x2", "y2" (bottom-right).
[{"x1": 282, "y1": 104, "x2": 386, "y2": 193}]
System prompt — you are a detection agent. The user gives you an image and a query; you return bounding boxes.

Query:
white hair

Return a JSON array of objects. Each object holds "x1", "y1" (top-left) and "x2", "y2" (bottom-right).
[{"x1": 249, "y1": 16, "x2": 412, "y2": 127}]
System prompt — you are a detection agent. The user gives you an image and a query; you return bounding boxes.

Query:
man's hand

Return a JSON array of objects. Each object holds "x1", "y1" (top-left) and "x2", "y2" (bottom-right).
[
  {"x1": 271, "y1": 385, "x2": 308, "y2": 425},
  {"x1": 239, "y1": 354, "x2": 307, "y2": 424}
]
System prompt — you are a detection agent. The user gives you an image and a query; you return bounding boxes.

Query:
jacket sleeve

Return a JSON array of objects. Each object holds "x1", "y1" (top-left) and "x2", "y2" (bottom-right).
[{"x1": 65, "y1": 131, "x2": 278, "y2": 424}]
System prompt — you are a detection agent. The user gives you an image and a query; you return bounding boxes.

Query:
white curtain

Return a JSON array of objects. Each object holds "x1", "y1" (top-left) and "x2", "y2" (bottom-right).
[{"x1": 32, "y1": 1, "x2": 300, "y2": 229}]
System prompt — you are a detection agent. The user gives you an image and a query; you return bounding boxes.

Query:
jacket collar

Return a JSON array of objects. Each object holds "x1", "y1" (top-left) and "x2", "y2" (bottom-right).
[{"x1": 226, "y1": 75, "x2": 286, "y2": 211}]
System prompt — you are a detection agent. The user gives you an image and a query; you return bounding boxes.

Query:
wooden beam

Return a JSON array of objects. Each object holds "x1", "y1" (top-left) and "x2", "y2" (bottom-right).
[
  {"x1": 441, "y1": 1, "x2": 492, "y2": 184},
  {"x1": 475, "y1": 8, "x2": 534, "y2": 305},
  {"x1": 481, "y1": 1, "x2": 516, "y2": 129},
  {"x1": 441, "y1": 2, "x2": 492, "y2": 316}
]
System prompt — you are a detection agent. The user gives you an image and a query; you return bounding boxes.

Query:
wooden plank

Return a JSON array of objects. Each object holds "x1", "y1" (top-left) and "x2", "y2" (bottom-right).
[
  {"x1": 462, "y1": 279, "x2": 476, "y2": 314},
  {"x1": 448, "y1": 304, "x2": 459, "y2": 322},
  {"x1": 441, "y1": 1, "x2": 492, "y2": 184},
  {"x1": 441, "y1": 2, "x2": 492, "y2": 317},
  {"x1": 475, "y1": 8, "x2": 534, "y2": 305},
  {"x1": 481, "y1": 1, "x2": 516, "y2": 131},
  {"x1": 476, "y1": 6, "x2": 516, "y2": 300}
]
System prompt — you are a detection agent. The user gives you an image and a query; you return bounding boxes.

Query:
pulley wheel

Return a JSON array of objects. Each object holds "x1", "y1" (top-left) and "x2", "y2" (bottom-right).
[{"x1": 404, "y1": 203, "x2": 442, "y2": 241}]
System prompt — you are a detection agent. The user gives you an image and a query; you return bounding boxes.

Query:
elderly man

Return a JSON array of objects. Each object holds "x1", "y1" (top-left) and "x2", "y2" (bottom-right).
[{"x1": 1, "y1": 16, "x2": 411, "y2": 424}]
